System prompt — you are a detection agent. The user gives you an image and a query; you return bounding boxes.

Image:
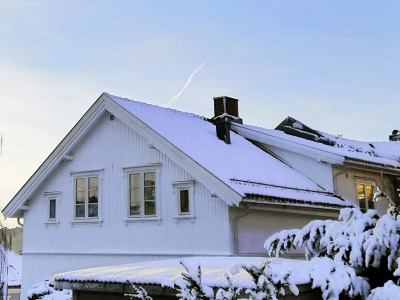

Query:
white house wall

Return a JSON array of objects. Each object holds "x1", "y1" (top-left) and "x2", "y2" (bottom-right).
[
  {"x1": 333, "y1": 166, "x2": 391, "y2": 214},
  {"x1": 263, "y1": 145, "x2": 334, "y2": 192},
  {"x1": 229, "y1": 207, "x2": 335, "y2": 256},
  {"x1": 21, "y1": 112, "x2": 231, "y2": 299}
]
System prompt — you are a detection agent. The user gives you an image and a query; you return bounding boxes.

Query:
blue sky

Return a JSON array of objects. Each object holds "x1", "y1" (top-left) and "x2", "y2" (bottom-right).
[{"x1": 1, "y1": 1, "x2": 400, "y2": 226}]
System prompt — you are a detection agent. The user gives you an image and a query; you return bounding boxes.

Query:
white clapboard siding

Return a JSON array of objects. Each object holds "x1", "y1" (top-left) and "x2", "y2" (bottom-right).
[
  {"x1": 21, "y1": 112, "x2": 231, "y2": 298},
  {"x1": 263, "y1": 145, "x2": 334, "y2": 192}
]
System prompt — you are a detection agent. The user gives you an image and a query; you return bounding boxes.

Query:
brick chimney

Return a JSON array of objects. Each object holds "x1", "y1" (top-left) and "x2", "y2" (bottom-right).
[{"x1": 211, "y1": 96, "x2": 242, "y2": 144}]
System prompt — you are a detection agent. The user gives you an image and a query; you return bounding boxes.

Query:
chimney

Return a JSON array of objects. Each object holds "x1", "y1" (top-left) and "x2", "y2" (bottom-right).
[
  {"x1": 389, "y1": 130, "x2": 400, "y2": 141},
  {"x1": 211, "y1": 96, "x2": 242, "y2": 144},
  {"x1": 213, "y1": 96, "x2": 239, "y2": 118}
]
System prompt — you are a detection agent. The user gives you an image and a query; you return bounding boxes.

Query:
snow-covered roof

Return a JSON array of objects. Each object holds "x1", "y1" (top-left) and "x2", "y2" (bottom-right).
[
  {"x1": 3, "y1": 93, "x2": 350, "y2": 218},
  {"x1": 232, "y1": 120, "x2": 400, "y2": 170},
  {"x1": 107, "y1": 94, "x2": 348, "y2": 208},
  {"x1": 230, "y1": 180, "x2": 346, "y2": 209},
  {"x1": 6, "y1": 249, "x2": 21, "y2": 287},
  {"x1": 53, "y1": 256, "x2": 314, "y2": 289}
]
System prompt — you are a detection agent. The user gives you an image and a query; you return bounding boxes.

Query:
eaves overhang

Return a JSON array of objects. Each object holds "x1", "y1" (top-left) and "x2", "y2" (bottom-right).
[
  {"x1": 344, "y1": 157, "x2": 400, "y2": 175},
  {"x1": 2, "y1": 94, "x2": 108, "y2": 219}
]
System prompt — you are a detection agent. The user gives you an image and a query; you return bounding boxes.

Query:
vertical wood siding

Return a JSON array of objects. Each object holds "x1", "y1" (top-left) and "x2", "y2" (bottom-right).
[
  {"x1": 266, "y1": 145, "x2": 334, "y2": 192},
  {"x1": 22, "y1": 112, "x2": 231, "y2": 298}
]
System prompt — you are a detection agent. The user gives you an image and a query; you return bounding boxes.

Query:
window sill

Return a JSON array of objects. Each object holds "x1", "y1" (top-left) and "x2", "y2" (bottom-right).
[
  {"x1": 124, "y1": 217, "x2": 161, "y2": 225},
  {"x1": 174, "y1": 215, "x2": 195, "y2": 223},
  {"x1": 70, "y1": 219, "x2": 103, "y2": 227},
  {"x1": 44, "y1": 221, "x2": 60, "y2": 228}
]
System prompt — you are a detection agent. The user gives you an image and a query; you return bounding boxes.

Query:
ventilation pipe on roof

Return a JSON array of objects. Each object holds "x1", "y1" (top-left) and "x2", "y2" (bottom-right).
[
  {"x1": 211, "y1": 96, "x2": 243, "y2": 144},
  {"x1": 389, "y1": 130, "x2": 400, "y2": 141}
]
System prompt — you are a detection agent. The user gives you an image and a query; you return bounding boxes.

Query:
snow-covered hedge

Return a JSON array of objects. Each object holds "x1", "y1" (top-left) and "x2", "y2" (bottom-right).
[
  {"x1": 27, "y1": 279, "x2": 71, "y2": 300},
  {"x1": 264, "y1": 190, "x2": 400, "y2": 299}
]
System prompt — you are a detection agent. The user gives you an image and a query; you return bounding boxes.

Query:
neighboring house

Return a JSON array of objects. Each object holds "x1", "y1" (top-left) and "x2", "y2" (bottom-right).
[
  {"x1": 232, "y1": 116, "x2": 400, "y2": 215},
  {"x1": 4, "y1": 93, "x2": 394, "y2": 299},
  {"x1": 5, "y1": 249, "x2": 22, "y2": 300}
]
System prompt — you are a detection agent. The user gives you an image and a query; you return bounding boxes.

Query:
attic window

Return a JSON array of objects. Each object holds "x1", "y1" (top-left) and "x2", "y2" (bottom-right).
[
  {"x1": 173, "y1": 181, "x2": 195, "y2": 219},
  {"x1": 44, "y1": 191, "x2": 61, "y2": 222},
  {"x1": 74, "y1": 175, "x2": 100, "y2": 219}
]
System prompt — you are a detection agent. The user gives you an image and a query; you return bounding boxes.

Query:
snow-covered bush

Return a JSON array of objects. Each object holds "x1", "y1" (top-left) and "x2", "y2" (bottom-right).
[
  {"x1": 265, "y1": 191, "x2": 400, "y2": 299},
  {"x1": 126, "y1": 260, "x2": 297, "y2": 300},
  {"x1": 27, "y1": 279, "x2": 71, "y2": 300}
]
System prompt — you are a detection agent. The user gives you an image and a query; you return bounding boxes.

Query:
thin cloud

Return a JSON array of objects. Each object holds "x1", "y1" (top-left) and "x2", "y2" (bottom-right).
[{"x1": 165, "y1": 62, "x2": 206, "y2": 107}]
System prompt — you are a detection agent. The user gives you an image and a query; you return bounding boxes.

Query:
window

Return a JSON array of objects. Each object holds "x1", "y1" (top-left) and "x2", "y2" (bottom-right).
[
  {"x1": 45, "y1": 191, "x2": 60, "y2": 222},
  {"x1": 49, "y1": 198, "x2": 56, "y2": 220},
  {"x1": 173, "y1": 181, "x2": 194, "y2": 218},
  {"x1": 179, "y1": 189, "x2": 190, "y2": 214},
  {"x1": 357, "y1": 181, "x2": 375, "y2": 213},
  {"x1": 129, "y1": 171, "x2": 157, "y2": 217},
  {"x1": 75, "y1": 176, "x2": 99, "y2": 219}
]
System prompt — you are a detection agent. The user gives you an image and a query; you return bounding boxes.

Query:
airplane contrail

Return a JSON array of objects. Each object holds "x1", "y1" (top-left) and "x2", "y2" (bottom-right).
[{"x1": 165, "y1": 62, "x2": 206, "y2": 107}]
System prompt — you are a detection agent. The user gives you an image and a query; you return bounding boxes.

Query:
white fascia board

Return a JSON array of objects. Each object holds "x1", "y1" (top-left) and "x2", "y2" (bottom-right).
[
  {"x1": 2, "y1": 95, "x2": 108, "y2": 218},
  {"x1": 232, "y1": 124, "x2": 344, "y2": 165},
  {"x1": 103, "y1": 95, "x2": 243, "y2": 206}
]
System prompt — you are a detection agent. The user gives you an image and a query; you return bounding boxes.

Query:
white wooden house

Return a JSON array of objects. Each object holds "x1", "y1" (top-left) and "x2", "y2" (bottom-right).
[{"x1": 5, "y1": 93, "x2": 397, "y2": 299}]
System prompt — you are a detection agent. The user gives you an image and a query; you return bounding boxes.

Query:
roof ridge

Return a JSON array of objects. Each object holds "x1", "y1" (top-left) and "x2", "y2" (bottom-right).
[{"x1": 106, "y1": 93, "x2": 207, "y2": 121}]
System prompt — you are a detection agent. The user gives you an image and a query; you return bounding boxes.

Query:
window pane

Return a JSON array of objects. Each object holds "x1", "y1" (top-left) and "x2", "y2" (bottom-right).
[
  {"x1": 76, "y1": 192, "x2": 85, "y2": 204},
  {"x1": 130, "y1": 187, "x2": 140, "y2": 202},
  {"x1": 76, "y1": 178, "x2": 85, "y2": 192},
  {"x1": 144, "y1": 172, "x2": 155, "y2": 186},
  {"x1": 49, "y1": 199, "x2": 56, "y2": 219},
  {"x1": 357, "y1": 184, "x2": 366, "y2": 212},
  {"x1": 88, "y1": 177, "x2": 98, "y2": 191},
  {"x1": 144, "y1": 201, "x2": 156, "y2": 215},
  {"x1": 130, "y1": 173, "x2": 140, "y2": 187},
  {"x1": 88, "y1": 191, "x2": 98, "y2": 203},
  {"x1": 130, "y1": 201, "x2": 141, "y2": 216},
  {"x1": 180, "y1": 190, "x2": 190, "y2": 213},
  {"x1": 144, "y1": 186, "x2": 155, "y2": 200},
  {"x1": 366, "y1": 185, "x2": 374, "y2": 210},
  {"x1": 88, "y1": 204, "x2": 98, "y2": 218},
  {"x1": 75, "y1": 204, "x2": 85, "y2": 218}
]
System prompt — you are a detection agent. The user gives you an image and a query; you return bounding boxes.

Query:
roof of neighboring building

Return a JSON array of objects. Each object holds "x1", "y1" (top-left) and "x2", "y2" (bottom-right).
[
  {"x1": 6, "y1": 249, "x2": 21, "y2": 287},
  {"x1": 53, "y1": 256, "x2": 313, "y2": 289},
  {"x1": 232, "y1": 117, "x2": 400, "y2": 170}
]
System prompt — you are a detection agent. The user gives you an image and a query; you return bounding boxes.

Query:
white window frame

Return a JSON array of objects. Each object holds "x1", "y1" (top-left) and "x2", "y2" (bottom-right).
[
  {"x1": 124, "y1": 164, "x2": 160, "y2": 219},
  {"x1": 72, "y1": 171, "x2": 102, "y2": 220},
  {"x1": 44, "y1": 191, "x2": 60, "y2": 223},
  {"x1": 355, "y1": 179, "x2": 375, "y2": 213},
  {"x1": 173, "y1": 181, "x2": 195, "y2": 220}
]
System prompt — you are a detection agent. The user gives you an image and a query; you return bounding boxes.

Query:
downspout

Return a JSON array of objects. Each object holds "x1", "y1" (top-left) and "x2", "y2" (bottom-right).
[
  {"x1": 333, "y1": 165, "x2": 347, "y2": 194},
  {"x1": 17, "y1": 218, "x2": 23, "y2": 228},
  {"x1": 233, "y1": 204, "x2": 250, "y2": 255}
]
